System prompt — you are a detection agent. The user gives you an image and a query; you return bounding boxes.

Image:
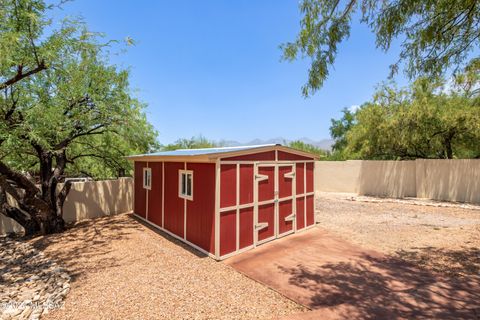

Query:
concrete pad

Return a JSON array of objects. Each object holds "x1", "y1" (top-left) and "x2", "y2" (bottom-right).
[{"x1": 225, "y1": 227, "x2": 480, "y2": 319}]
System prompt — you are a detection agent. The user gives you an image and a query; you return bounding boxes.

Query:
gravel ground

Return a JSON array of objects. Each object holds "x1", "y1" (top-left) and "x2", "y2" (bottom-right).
[
  {"x1": 26, "y1": 214, "x2": 303, "y2": 320},
  {"x1": 316, "y1": 192, "x2": 480, "y2": 276}
]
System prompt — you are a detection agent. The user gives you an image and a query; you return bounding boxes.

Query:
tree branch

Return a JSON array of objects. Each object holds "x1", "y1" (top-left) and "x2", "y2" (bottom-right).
[{"x1": 0, "y1": 61, "x2": 46, "y2": 90}]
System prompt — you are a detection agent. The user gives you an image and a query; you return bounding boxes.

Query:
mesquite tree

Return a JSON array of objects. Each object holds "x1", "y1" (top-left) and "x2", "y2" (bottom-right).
[
  {"x1": 283, "y1": 0, "x2": 480, "y2": 96},
  {"x1": 0, "y1": 0, "x2": 157, "y2": 235}
]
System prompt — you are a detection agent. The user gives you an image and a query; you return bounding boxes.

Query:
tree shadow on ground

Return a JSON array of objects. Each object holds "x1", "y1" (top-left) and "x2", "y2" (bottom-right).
[
  {"x1": 278, "y1": 248, "x2": 480, "y2": 319},
  {"x1": 29, "y1": 214, "x2": 145, "y2": 282},
  {"x1": 27, "y1": 213, "x2": 208, "y2": 283}
]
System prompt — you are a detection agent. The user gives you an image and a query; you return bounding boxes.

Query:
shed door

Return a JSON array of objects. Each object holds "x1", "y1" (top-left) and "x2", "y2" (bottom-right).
[
  {"x1": 277, "y1": 164, "x2": 295, "y2": 237},
  {"x1": 254, "y1": 163, "x2": 296, "y2": 246},
  {"x1": 255, "y1": 165, "x2": 276, "y2": 245}
]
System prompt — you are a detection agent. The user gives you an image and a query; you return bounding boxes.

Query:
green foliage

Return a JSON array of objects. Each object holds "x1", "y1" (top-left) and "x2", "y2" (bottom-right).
[
  {"x1": 0, "y1": 0, "x2": 158, "y2": 179},
  {"x1": 330, "y1": 74, "x2": 480, "y2": 160},
  {"x1": 288, "y1": 140, "x2": 327, "y2": 158},
  {"x1": 283, "y1": 0, "x2": 480, "y2": 96},
  {"x1": 330, "y1": 107, "x2": 356, "y2": 153},
  {"x1": 162, "y1": 135, "x2": 223, "y2": 151}
]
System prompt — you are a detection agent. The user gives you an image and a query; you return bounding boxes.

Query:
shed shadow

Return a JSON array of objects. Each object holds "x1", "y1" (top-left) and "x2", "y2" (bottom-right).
[
  {"x1": 278, "y1": 249, "x2": 480, "y2": 319},
  {"x1": 131, "y1": 214, "x2": 209, "y2": 259}
]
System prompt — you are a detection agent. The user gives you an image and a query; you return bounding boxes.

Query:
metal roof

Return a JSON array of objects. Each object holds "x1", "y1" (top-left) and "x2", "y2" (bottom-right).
[{"x1": 128, "y1": 144, "x2": 279, "y2": 158}]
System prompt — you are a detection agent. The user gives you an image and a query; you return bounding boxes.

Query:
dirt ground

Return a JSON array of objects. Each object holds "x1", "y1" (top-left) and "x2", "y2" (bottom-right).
[
  {"x1": 28, "y1": 214, "x2": 303, "y2": 320},
  {"x1": 316, "y1": 192, "x2": 480, "y2": 276}
]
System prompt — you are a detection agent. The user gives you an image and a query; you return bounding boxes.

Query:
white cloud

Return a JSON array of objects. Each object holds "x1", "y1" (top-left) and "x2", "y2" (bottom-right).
[{"x1": 348, "y1": 104, "x2": 360, "y2": 112}]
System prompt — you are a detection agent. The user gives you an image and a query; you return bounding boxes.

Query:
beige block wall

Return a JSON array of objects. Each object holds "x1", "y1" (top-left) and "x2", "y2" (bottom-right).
[
  {"x1": 315, "y1": 160, "x2": 362, "y2": 193},
  {"x1": 357, "y1": 160, "x2": 416, "y2": 198},
  {"x1": 416, "y1": 159, "x2": 480, "y2": 203},
  {"x1": 316, "y1": 159, "x2": 479, "y2": 204},
  {"x1": 1, "y1": 178, "x2": 133, "y2": 235}
]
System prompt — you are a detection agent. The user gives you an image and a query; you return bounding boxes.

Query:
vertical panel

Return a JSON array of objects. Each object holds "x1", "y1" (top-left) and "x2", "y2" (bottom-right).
[
  {"x1": 306, "y1": 162, "x2": 314, "y2": 193},
  {"x1": 278, "y1": 166, "x2": 293, "y2": 198},
  {"x1": 258, "y1": 203, "x2": 275, "y2": 241},
  {"x1": 306, "y1": 195, "x2": 315, "y2": 226},
  {"x1": 239, "y1": 164, "x2": 254, "y2": 205},
  {"x1": 220, "y1": 210, "x2": 236, "y2": 256},
  {"x1": 186, "y1": 163, "x2": 216, "y2": 253},
  {"x1": 147, "y1": 162, "x2": 163, "y2": 227},
  {"x1": 258, "y1": 166, "x2": 275, "y2": 202},
  {"x1": 296, "y1": 197, "x2": 305, "y2": 230},
  {"x1": 296, "y1": 163, "x2": 305, "y2": 195},
  {"x1": 239, "y1": 207, "x2": 254, "y2": 249},
  {"x1": 164, "y1": 162, "x2": 185, "y2": 238},
  {"x1": 220, "y1": 164, "x2": 236, "y2": 208},
  {"x1": 278, "y1": 200, "x2": 293, "y2": 234},
  {"x1": 134, "y1": 162, "x2": 147, "y2": 218}
]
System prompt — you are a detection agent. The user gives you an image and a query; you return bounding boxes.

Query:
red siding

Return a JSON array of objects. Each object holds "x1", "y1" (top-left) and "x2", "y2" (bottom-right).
[
  {"x1": 220, "y1": 164, "x2": 236, "y2": 208},
  {"x1": 296, "y1": 197, "x2": 305, "y2": 230},
  {"x1": 278, "y1": 166, "x2": 293, "y2": 198},
  {"x1": 222, "y1": 151, "x2": 275, "y2": 161},
  {"x1": 278, "y1": 151, "x2": 314, "y2": 161},
  {"x1": 239, "y1": 207, "x2": 254, "y2": 249},
  {"x1": 220, "y1": 210, "x2": 236, "y2": 256},
  {"x1": 258, "y1": 203, "x2": 275, "y2": 241},
  {"x1": 296, "y1": 163, "x2": 305, "y2": 195},
  {"x1": 306, "y1": 162, "x2": 314, "y2": 193},
  {"x1": 186, "y1": 163, "x2": 216, "y2": 253},
  {"x1": 164, "y1": 162, "x2": 185, "y2": 238},
  {"x1": 239, "y1": 164, "x2": 254, "y2": 205},
  {"x1": 306, "y1": 195, "x2": 315, "y2": 226},
  {"x1": 258, "y1": 166, "x2": 275, "y2": 202},
  {"x1": 134, "y1": 162, "x2": 147, "y2": 219},
  {"x1": 278, "y1": 200, "x2": 293, "y2": 234},
  {"x1": 147, "y1": 162, "x2": 163, "y2": 227}
]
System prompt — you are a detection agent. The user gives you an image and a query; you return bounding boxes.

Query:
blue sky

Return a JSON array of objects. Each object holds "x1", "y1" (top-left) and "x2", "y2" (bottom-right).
[{"x1": 50, "y1": 1, "x2": 408, "y2": 145}]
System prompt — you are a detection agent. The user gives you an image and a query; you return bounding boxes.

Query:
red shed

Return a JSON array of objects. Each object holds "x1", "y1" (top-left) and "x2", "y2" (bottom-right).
[{"x1": 127, "y1": 144, "x2": 317, "y2": 260}]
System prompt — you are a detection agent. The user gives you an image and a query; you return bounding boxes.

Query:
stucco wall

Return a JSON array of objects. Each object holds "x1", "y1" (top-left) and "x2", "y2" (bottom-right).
[
  {"x1": 1, "y1": 178, "x2": 133, "y2": 235},
  {"x1": 316, "y1": 159, "x2": 480, "y2": 204},
  {"x1": 416, "y1": 159, "x2": 480, "y2": 203}
]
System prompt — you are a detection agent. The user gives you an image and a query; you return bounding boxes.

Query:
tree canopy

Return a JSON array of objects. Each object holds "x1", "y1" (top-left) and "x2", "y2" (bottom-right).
[
  {"x1": 282, "y1": 0, "x2": 480, "y2": 96},
  {"x1": 161, "y1": 136, "x2": 223, "y2": 151},
  {"x1": 330, "y1": 70, "x2": 480, "y2": 160},
  {"x1": 0, "y1": 0, "x2": 158, "y2": 234}
]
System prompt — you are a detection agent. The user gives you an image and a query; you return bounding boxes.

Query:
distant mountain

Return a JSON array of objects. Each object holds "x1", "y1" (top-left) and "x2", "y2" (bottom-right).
[{"x1": 221, "y1": 138, "x2": 334, "y2": 151}]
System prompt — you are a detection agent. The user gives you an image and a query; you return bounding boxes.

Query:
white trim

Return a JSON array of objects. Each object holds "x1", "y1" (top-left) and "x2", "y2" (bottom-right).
[
  {"x1": 178, "y1": 169, "x2": 194, "y2": 201},
  {"x1": 218, "y1": 244, "x2": 255, "y2": 260},
  {"x1": 161, "y1": 162, "x2": 165, "y2": 228},
  {"x1": 183, "y1": 163, "x2": 187, "y2": 239},
  {"x1": 236, "y1": 163, "x2": 240, "y2": 251},
  {"x1": 134, "y1": 213, "x2": 217, "y2": 259},
  {"x1": 145, "y1": 163, "x2": 149, "y2": 221},
  {"x1": 214, "y1": 160, "x2": 221, "y2": 258},
  {"x1": 220, "y1": 203, "x2": 255, "y2": 212},
  {"x1": 143, "y1": 167, "x2": 152, "y2": 190},
  {"x1": 255, "y1": 221, "x2": 268, "y2": 231},
  {"x1": 304, "y1": 162, "x2": 307, "y2": 228},
  {"x1": 220, "y1": 160, "x2": 316, "y2": 165}
]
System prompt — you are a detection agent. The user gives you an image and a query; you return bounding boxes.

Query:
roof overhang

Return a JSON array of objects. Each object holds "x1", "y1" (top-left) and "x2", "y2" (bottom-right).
[{"x1": 125, "y1": 145, "x2": 320, "y2": 162}]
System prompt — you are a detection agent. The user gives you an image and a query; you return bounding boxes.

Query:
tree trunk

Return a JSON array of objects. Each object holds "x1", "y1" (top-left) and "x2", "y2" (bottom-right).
[{"x1": 0, "y1": 155, "x2": 71, "y2": 236}]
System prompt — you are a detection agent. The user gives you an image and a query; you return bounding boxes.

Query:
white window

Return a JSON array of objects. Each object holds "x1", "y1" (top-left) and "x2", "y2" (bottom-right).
[
  {"x1": 143, "y1": 167, "x2": 152, "y2": 190},
  {"x1": 179, "y1": 170, "x2": 193, "y2": 200}
]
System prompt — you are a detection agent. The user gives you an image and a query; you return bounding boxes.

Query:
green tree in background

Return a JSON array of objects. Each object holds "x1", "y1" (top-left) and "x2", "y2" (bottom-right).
[
  {"x1": 0, "y1": 0, "x2": 157, "y2": 235},
  {"x1": 288, "y1": 140, "x2": 327, "y2": 158},
  {"x1": 162, "y1": 135, "x2": 223, "y2": 150},
  {"x1": 330, "y1": 72, "x2": 480, "y2": 160},
  {"x1": 282, "y1": 0, "x2": 480, "y2": 96}
]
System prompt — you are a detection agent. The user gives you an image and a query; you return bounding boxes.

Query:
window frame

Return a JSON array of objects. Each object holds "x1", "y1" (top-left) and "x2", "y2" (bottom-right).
[
  {"x1": 143, "y1": 167, "x2": 152, "y2": 190},
  {"x1": 178, "y1": 169, "x2": 193, "y2": 201}
]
